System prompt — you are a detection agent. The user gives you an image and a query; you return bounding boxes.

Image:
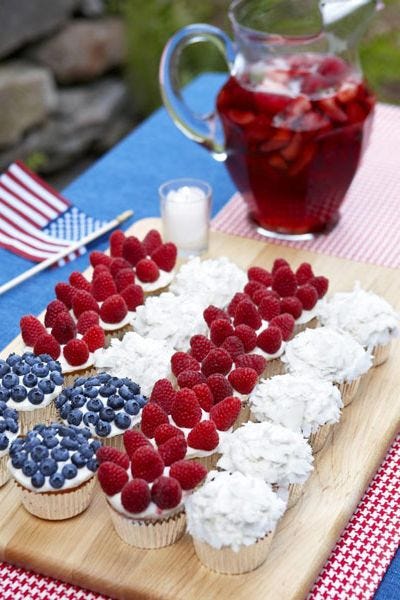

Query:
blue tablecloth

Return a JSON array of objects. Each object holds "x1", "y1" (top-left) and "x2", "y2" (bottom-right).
[{"x1": 0, "y1": 73, "x2": 398, "y2": 599}]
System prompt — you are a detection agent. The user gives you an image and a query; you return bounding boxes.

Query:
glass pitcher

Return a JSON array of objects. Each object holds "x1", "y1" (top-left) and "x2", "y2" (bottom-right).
[{"x1": 160, "y1": 0, "x2": 381, "y2": 239}]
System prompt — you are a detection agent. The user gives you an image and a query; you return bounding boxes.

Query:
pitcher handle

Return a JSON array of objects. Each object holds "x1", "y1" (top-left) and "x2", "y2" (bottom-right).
[{"x1": 160, "y1": 24, "x2": 235, "y2": 159}]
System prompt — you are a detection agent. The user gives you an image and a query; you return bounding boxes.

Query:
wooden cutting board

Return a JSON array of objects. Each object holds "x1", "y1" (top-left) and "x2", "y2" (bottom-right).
[{"x1": 0, "y1": 218, "x2": 399, "y2": 600}]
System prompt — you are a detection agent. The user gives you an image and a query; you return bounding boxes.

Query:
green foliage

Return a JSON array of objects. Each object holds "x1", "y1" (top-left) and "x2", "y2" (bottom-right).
[
  {"x1": 25, "y1": 152, "x2": 48, "y2": 172},
  {"x1": 361, "y1": 31, "x2": 400, "y2": 104}
]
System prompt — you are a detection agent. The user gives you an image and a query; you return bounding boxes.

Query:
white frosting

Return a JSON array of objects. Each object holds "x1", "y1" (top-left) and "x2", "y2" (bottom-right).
[
  {"x1": 249, "y1": 374, "x2": 342, "y2": 437},
  {"x1": 99, "y1": 312, "x2": 132, "y2": 332},
  {"x1": 185, "y1": 470, "x2": 286, "y2": 551},
  {"x1": 217, "y1": 421, "x2": 313, "y2": 486},
  {"x1": 140, "y1": 269, "x2": 175, "y2": 293},
  {"x1": 6, "y1": 386, "x2": 62, "y2": 412},
  {"x1": 93, "y1": 332, "x2": 174, "y2": 396},
  {"x1": 282, "y1": 327, "x2": 372, "y2": 383},
  {"x1": 59, "y1": 353, "x2": 95, "y2": 375},
  {"x1": 318, "y1": 283, "x2": 399, "y2": 349},
  {"x1": 170, "y1": 257, "x2": 247, "y2": 308},
  {"x1": 131, "y1": 292, "x2": 207, "y2": 351},
  {"x1": 295, "y1": 303, "x2": 320, "y2": 325},
  {"x1": 254, "y1": 341, "x2": 286, "y2": 360}
]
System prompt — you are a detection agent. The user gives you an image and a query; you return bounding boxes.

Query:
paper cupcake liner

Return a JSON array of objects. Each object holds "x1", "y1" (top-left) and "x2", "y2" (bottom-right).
[
  {"x1": 371, "y1": 342, "x2": 391, "y2": 367},
  {"x1": 337, "y1": 377, "x2": 361, "y2": 407},
  {"x1": 188, "y1": 453, "x2": 220, "y2": 471},
  {"x1": 108, "y1": 505, "x2": 186, "y2": 549},
  {"x1": 233, "y1": 402, "x2": 250, "y2": 430},
  {"x1": 287, "y1": 482, "x2": 304, "y2": 509},
  {"x1": 263, "y1": 358, "x2": 285, "y2": 379},
  {"x1": 143, "y1": 284, "x2": 170, "y2": 298},
  {"x1": 93, "y1": 433, "x2": 124, "y2": 450},
  {"x1": 63, "y1": 367, "x2": 97, "y2": 389},
  {"x1": 17, "y1": 476, "x2": 96, "y2": 520},
  {"x1": 308, "y1": 423, "x2": 333, "y2": 454},
  {"x1": 18, "y1": 402, "x2": 59, "y2": 436},
  {"x1": 0, "y1": 455, "x2": 10, "y2": 488},
  {"x1": 192, "y1": 531, "x2": 274, "y2": 574},
  {"x1": 294, "y1": 316, "x2": 319, "y2": 336},
  {"x1": 104, "y1": 323, "x2": 133, "y2": 347}
]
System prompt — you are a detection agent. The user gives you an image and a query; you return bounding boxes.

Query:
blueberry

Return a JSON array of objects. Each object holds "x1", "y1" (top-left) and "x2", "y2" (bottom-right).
[
  {"x1": 98, "y1": 373, "x2": 111, "y2": 384},
  {"x1": 22, "y1": 352, "x2": 37, "y2": 365},
  {"x1": 22, "y1": 460, "x2": 38, "y2": 477},
  {"x1": 29, "y1": 426, "x2": 42, "y2": 436},
  {"x1": 114, "y1": 412, "x2": 131, "y2": 430},
  {"x1": 4, "y1": 407, "x2": 17, "y2": 420},
  {"x1": 11, "y1": 386, "x2": 27, "y2": 402},
  {"x1": 67, "y1": 409, "x2": 83, "y2": 426},
  {"x1": 0, "y1": 422, "x2": 6, "y2": 434},
  {"x1": 23, "y1": 373, "x2": 37, "y2": 388},
  {"x1": 118, "y1": 384, "x2": 134, "y2": 400},
  {"x1": 99, "y1": 407, "x2": 115, "y2": 422},
  {"x1": 32, "y1": 362, "x2": 50, "y2": 377},
  {"x1": 99, "y1": 384, "x2": 116, "y2": 398},
  {"x1": 39, "y1": 458, "x2": 58, "y2": 476},
  {"x1": 0, "y1": 388, "x2": 10, "y2": 402},
  {"x1": 80, "y1": 445, "x2": 94, "y2": 459},
  {"x1": 0, "y1": 400, "x2": 7, "y2": 412},
  {"x1": 38, "y1": 379, "x2": 55, "y2": 395},
  {"x1": 55, "y1": 393, "x2": 68, "y2": 409},
  {"x1": 58, "y1": 425, "x2": 72, "y2": 437},
  {"x1": 48, "y1": 360, "x2": 62, "y2": 373},
  {"x1": 71, "y1": 452, "x2": 86, "y2": 468},
  {"x1": 31, "y1": 443, "x2": 50, "y2": 460},
  {"x1": 134, "y1": 394, "x2": 147, "y2": 408},
  {"x1": 9, "y1": 438, "x2": 24, "y2": 454},
  {"x1": 86, "y1": 458, "x2": 98, "y2": 472},
  {"x1": 6, "y1": 354, "x2": 20, "y2": 367},
  {"x1": 44, "y1": 436, "x2": 58, "y2": 449},
  {"x1": 13, "y1": 361, "x2": 30, "y2": 376},
  {"x1": 70, "y1": 386, "x2": 84, "y2": 397},
  {"x1": 2, "y1": 373, "x2": 18, "y2": 389},
  {"x1": 61, "y1": 437, "x2": 79, "y2": 450},
  {"x1": 79, "y1": 427, "x2": 91, "y2": 439},
  {"x1": 125, "y1": 400, "x2": 140, "y2": 416},
  {"x1": 49, "y1": 472, "x2": 65, "y2": 489},
  {"x1": 50, "y1": 371, "x2": 64, "y2": 386},
  {"x1": 75, "y1": 376, "x2": 88, "y2": 386},
  {"x1": 107, "y1": 394, "x2": 125, "y2": 410},
  {"x1": 27, "y1": 388, "x2": 44, "y2": 405},
  {"x1": 0, "y1": 434, "x2": 8, "y2": 451},
  {"x1": 76, "y1": 433, "x2": 88, "y2": 445},
  {"x1": 95, "y1": 420, "x2": 111, "y2": 437},
  {"x1": 5, "y1": 418, "x2": 18, "y2": 434},
  {"x1": 59, "y1": 404, "x2": 71, "y2": 420},
  {"x1": 71, "y1": 394, "x2": 86, "y2": 409},
  {"x1": 86, "y1": 376, "x2": 100, "y2": 386},
  {"x1": 11, "y1": 451, "x2": 28, "y2": 468},
  {"x1": 87, "y1": 398, "x2": 103, "y2": 412},
  {"x1": 83, "y1": 411, "x2": 99, "y2": 427},
  {"x1": 83, "y1": 386, "x2": 98, "y2": 398},
  {"x1": 38, "y1": 353, "x2": 53, "y2": 363},
  {"x1": 42, "y1": 425, "x2": 57, "y2": 437},
  {"x1": 62, "y1": 463, "x2": 77, "y2": 479},
  {"x1": 0, "y1": 361, "x2": 10, "y2": 377},
  {"x1": 90, "y1": 439, "x2": 102, "y2": 452},
  {"x1": 51, "y1": 447, "x2": 69, "y2": 461},
  {"x1": 129, "y1": 382, "x2": 141, "y2": 395}
]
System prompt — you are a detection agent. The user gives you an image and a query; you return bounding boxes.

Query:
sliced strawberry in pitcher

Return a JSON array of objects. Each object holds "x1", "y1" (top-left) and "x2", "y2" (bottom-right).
[
  {"x1": 255, "y1": 91, "x2": 291, "y2": 117},
  {"x1": 318, "y1": 56, "x2": 348, "y2": 81},
  {"x1": 296, "y1": 110, "x2": 331, "y2": 132},
  {"x1": 267, "y1": 153, "x2": 288, "y2": 171},
  {"x1": 337, "y1": 82, "x2": 359, "y2": 103},
  {"x1": 288, "y1": 143, "x2": 317, "y2": 177},
  {"x1": 318, "y1": 97, "x2": 348, "y2": 122},
  {"x1": 301, "y1": 74, "x2": 328, "y2": 96},
  {"x1": 346, "y1": 102, "x2": 367, "y2": 123},
  {"x1": 259, "y1": 129, "x2": 291, "y2": 152},
  {"x1": 227, "y1": 109, "x2": 256, "y2": 125},
  {"x1": 281, "y1": 133, "x2": 302, "y2": 161}
]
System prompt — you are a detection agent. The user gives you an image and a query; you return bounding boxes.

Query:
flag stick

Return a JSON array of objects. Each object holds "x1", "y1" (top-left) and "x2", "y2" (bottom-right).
[{"x1": 0, "y1": 210, "x2": 133, "y2": 296}]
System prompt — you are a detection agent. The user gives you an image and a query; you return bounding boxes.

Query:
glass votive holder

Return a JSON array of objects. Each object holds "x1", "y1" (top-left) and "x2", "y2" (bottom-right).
[{"x1": 159, "y1": 178, "x2": 212, "y2": 257}]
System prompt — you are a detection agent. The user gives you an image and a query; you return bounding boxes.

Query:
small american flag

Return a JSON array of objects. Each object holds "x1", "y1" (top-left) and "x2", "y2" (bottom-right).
[{"x1": 0, "y1": 161, "x2": 107, "y2": 266}]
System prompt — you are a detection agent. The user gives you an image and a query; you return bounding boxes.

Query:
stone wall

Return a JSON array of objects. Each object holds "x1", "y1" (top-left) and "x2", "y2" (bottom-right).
[{"x1": 0, "y1": 0, "x2": 132, "y2": 174}]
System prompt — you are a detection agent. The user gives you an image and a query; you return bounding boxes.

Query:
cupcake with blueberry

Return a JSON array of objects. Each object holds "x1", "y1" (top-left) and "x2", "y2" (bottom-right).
[
  {"x1": 0, "y1": 352, "x2": 63, "y2": 435},
  {"x1": 55, "y1": 373, "x2": 148, "y2": 450},
  {"x1": 0, "y1": 402, "x2": 19, "y2": 487},
  {"x1": 8, "y1": 423, "x2": 100, "y2": 520}
]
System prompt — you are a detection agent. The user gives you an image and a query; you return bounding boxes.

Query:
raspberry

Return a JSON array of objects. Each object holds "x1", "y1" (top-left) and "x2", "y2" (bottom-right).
[
  {"x1": 272, "y1": 266, "x2": 297, "y2": 297},
  {"x1": 190, "y1": 335, "x2": 214, "y2": 362},
  {"x1": 55, "y1": 282, "x2": 74, "y2": 309},
  {"x1": 99, "y1": 294, "x2": 128, "y2": 324},
  {"x1": 247, "y1": 266, "x2": 272, "y2": 287},
  {"x1": 97, "y1": 461, "x2": 129, "y2": 496},
  {"x1": 82, "y1": 325, "x2": 105, "y2": 352},
  {"x1": 69, "y1": 271, "x2": 91, "y2": 292},
  {"x1": 295, "y1": 262, "x2": 314, "y2": 285},
  {"x1": 171, "y1": 352, "x2": 199, "y2": 377},
  {"x1": 169, "y1": 460, "x2": 207, "y2": 490},
  {"x1": 235, "y1": 353, "x2": 267, "y2": 375},
  {"x1": 258, "y1": 295, "x2": 281, "y2": 321},
  {"x1": 33, "y1": 333, "x2": 61, "y2": 360},
  {"x1": 121, "y1": 284, "x2": 144, "y2": 311},
  {"x1": 272, "y1": 258, "x2": 290, "y2": 274},
  {"x1": 154, "y1": 423, "x2": 184, "y2": 446},
  {"x1": 252, "y1": 287, "x2": 271, "y2": 306},
  {"x1": 135, "y1": 258, "x2": 160, "y2": 283},
  {"x1": 72, "y1": 290, "x2": 99, "y2": 319},
  {"x1": 77, "y1": 310, "x2": 99, "y2": 335},
  {"x1": 109, "y1": 257, "x2": 131, "y2": 277},
  {"x1": 171, "y1": 388, "x2": 202, "y2": 428},
  {"x1": 220, "y1": 335, "x2": 245, "y2": 359},
  {"x1": 233, "y1": 299, "x2": 262, "y2": 330},
  {"x1": 177, "y1": 369, "x2": 206, "y2": 389},
  {"x1": 244, "y1": 280, "x2": 265, "y2": 300},
  {"x1": 51, "y1": 312, "x2": 76, "y2": 344},
  {"x1": 92, "y1": 264, "x2": 110, "y2": 279},
  {"x1": 257, "y1": 326, "x2": 283, "y2": 354},
  {"x1": 150, "y1": 379, "x2": 176, "y2": 414},
  {"x1": 121, "y1": 479, "x2": 151, "y2": 513},
  {"x1": 269, "y1": 313, "x2": 295, "y2": 341},
  {"x1": 158, "y1": 435, "x2": 187, "y2": 466},
  {"x1": 201, "y1": 348, "x2": 232, "y2": 377},
  {"x1": 131, "y1": 446, "x2": 164, "y2": 482},
  {"x1": 187, "y1": 420, "x2": 219, "y2": 451},
  {"x1": 63, "y1": 339, "x2": 89, "y2": 366},
  {"x1": 89, "y1": 251, "x2": 112, "y2": 268},
  {"x1": 210, "y1": 396, "x2": 242, "y2": 431},
  {"x1": 122, "y1": 236, "x2": 146, "y2": 266},
  {"x1": 209, "y1": 318, "x2": 234, "y2": 346},
  {"x1": 96, "y1": 447, "x2": 129, "y2": 470},
  {"x1": 140, "y1": 403, "x2": 169, "y2": 438},
  {"x1": 227, "y1": 292, "x2": 250, "y2": 317},
  {"x1": 228, "y1": 367, "x2": 258, "y2": 394},
  {"x1": 44, "y1": 299, "x2": 68, "y2": 328},
  {"x1": 123, "y1": 429, "x2": 151, "y2": 458},
  {"x1": 142, "y1": 229, "x2": 162, "y2": 256},
  {"x1": 151, "y1": 475, "x2": 182, "y2": 509},
  {"x1": 234, "y1": 324, "x2": 257, "y2": 352},
  {"x1": 91, "y1": 272, "x2": 118, "y2": 301},
  {"x1": 115, "y1": 268, "x2": 135, "y2": 292},
  {"x1": 296, "y1": 284, "x2": 318, "y2": 310},
  {"x1": 192, "y1": 383, "x2": 214, "y2": 412},
  {"x1": 280, "y1": 296, "x2": 303, "y2": 319},
  {"x1": 110, "y1": 229, "x2": 126, "y2": 257},
  {"x1": 20, "y1": 315, "x2": 46, "y2": 346},
  {"x1": 203, "y1": 305, "x2": 229, "y2": 327},
  {"x1": 151, "y1": 242, "x2": 177, "y2": 272},
  {"x1": 309, "y1": 275, "x2": 329, "y2": 299},
  {"x1": 206, "y1": 374, "x2": 233, "y2": 404}
]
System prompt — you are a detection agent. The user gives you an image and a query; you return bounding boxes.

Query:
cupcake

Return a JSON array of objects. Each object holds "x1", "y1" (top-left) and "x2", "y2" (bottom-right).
[
  {"x1": 8, "y1": 423, "x2": 100, "y2": 520},
  {"x1": 0, "y1": 352, "x2": 63, "y2": 435},
  {"x1": 97, "y1": 430, "x2": 207, "y2": 549},
  {"x1": 55, "y1": 373, "x2": 148, "y2": 449},
  {"x1": 217, "y1": 421, "x2": 313, "y2": 508},
  {"x1": 185, "y1": 470, "x2": 286, "y2": 574},
  {"x1": 0, "y1": 402, "x2": 19, "y2": 487},
  {"x1": 318, "y1": 283, "x2": 399, "y2": 367},
  {"x1": 282, "y1": 327, "x2": 372, "y2": 406},
  {"x1": 249, "y1": 374, "x2": 343, "y2": 454}
]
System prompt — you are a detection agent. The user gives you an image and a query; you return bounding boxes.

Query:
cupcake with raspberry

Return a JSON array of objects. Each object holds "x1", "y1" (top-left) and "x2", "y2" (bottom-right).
[
  {"x1": 185, "y1": 470, "x2": 286, "y2": 574},
  {"x1": 97, "y1": 431, "x2": 207, "y2": 548},
  {"x1": 318, "y1": 283, "x2": 399, "y2": 367},
  {"x1": 217, "y1": 421, "x2": 313, "y2": 508},
  {"x1": 250, "y1": 374, "x2": 343, "y2": 454},
  {"x1": 56, "y1": 373, "x2": 148, "y2": 449},
  {"x1": 0, "y1": 352, "x2": 63, "y2": 435},
  {"x1": 0, "y1": 401, "x2": 19, "y2": 487},
  {"x1": 282, "y1": 327, "x2": 372, "y2": 406},
  {"x1": 8, "y1": 423, "x2": 100, "y2": 520}
]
